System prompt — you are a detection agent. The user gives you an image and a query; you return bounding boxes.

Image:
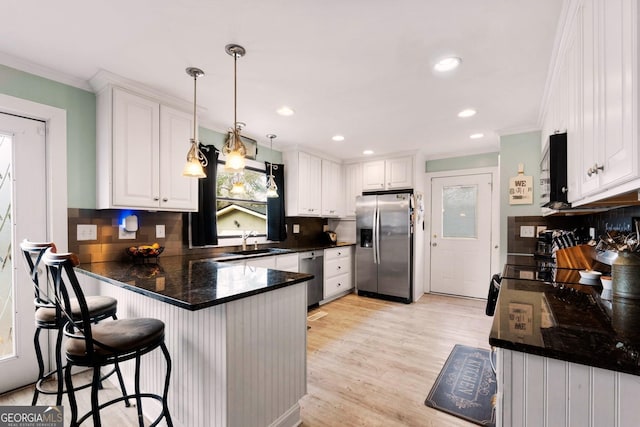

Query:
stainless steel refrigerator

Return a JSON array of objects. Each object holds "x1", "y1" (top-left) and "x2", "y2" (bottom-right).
[{"x1": 356, "y1": 191, "x2": 413, "y2": 303}]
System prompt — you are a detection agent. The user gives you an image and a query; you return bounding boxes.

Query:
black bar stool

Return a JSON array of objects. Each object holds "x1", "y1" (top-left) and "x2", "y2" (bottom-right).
[
  {"x1": 19, "y1": 240, "x2": 129, "y2": 407},
  {"x1": 43, "y1": 249, "x2": 172, "y2": 427}
]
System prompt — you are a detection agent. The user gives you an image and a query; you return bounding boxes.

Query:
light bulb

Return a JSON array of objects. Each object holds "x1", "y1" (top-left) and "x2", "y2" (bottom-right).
[{"x1": 225, "y1": 151, "x2": 246, "y2": 171}]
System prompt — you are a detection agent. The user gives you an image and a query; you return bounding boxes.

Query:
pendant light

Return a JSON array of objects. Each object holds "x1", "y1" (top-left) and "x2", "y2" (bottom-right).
[
  {"x1": 223, "y1": 44, "x2": 248, "y2": 172},
  {"x1": 182, "y1": 67, "x2": 207, "y2": 178},
  {"x1": 266, "y1": 134, "x2": 279, "y2": 198}
]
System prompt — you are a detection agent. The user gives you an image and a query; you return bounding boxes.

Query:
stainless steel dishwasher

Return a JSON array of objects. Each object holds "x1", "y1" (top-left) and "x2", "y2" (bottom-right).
[{"x1": 299, "y1": 250, "x2": 323, "y2": 307}]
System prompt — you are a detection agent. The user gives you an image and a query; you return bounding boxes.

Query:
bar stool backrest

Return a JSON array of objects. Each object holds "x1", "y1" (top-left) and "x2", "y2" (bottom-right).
[
  {"x1": 42, "y1": 250, "x2": 104, "y2": 359},
  {"x1": 19, "y1": 240, "x2": 58, "y2": 311}
]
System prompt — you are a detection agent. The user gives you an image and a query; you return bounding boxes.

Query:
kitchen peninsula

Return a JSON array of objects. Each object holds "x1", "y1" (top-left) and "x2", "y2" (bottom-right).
[
  {"x1": 489, "y1": 263, "x2": 640, "y2": 427},
  {"x1": 76, "y1": 255, "x2": 313, "y2": 427}
]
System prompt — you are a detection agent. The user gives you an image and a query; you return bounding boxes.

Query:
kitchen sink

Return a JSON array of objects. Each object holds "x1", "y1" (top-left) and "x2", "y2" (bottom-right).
[{"x1": 227, "y1": 248, "x2": 290, "y2": 256}]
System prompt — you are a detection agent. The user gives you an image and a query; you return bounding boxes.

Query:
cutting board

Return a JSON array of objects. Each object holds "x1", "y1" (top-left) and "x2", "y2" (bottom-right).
[{"x1": 555, "y1": 245, "x2": 595, "y2": 270}]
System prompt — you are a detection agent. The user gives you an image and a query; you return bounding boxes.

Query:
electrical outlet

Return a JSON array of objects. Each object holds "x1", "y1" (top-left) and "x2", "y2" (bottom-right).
[
  {"x1": 293, "y1": 224, "x2": 300, "y2": 234},
  {"x1": 536, "y1": 226, "x2": 547, "y2": 236},
  {"x1": 156, "y1": 224, "x2": 166, "y2": 239},
  {"x1": 520, "y1": 225, "x2": 535, "y2": 238},
  {"x1": 118, "y1": 227, "x2": 136, "y2": 240},
  {"x1": 77, "y1": 224, "x2": 97, "y2": 241}
]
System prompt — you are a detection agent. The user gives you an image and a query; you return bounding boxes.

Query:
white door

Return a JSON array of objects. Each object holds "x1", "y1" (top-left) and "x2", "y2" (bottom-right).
[
  {"x1": 0, "y1": 113, "x2": 47, "y2": 393},
  {"x1": 430, "y1": 173, "x2": 492, "y2": 298}
]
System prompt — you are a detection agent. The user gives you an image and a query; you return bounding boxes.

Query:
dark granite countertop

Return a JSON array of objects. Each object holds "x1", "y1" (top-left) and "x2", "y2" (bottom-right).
[
  {"x1": 489, "y1": 264, "x2": 640, "y2": 376},
  {"x1": 76, "y1": 255, "x2": 313, "y2": 311}
]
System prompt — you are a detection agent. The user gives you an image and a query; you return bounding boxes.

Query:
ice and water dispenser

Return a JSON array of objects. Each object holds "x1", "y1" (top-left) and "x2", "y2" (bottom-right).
[{"x1": 360, "y1": 228, "x2": 373, "y2": 248}]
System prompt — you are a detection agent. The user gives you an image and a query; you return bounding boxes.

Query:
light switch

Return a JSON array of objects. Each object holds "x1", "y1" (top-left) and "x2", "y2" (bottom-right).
[
  {"x1": 156, "y1": 225, "x2": 166, "y2": 239},
  {"x1": 520, "y1": 225, "x2": 535, "y2": 238},
  {"x1": 77, "y1": 224, "x2": 97, "y2": 241},
  {"x1": 293, "y1": 224, "x2": 300, "y2": 234}
]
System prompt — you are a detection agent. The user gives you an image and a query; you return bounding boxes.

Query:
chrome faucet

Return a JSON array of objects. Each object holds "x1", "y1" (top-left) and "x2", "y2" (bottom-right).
[{"x1": 241, "y1": 230, "x2": 256, "y2": 251}]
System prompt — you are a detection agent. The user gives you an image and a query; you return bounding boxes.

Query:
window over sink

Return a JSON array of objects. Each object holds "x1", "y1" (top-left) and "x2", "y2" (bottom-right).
[{"x1": 216, "y1": 161, "x2": 267, "y2": 238}]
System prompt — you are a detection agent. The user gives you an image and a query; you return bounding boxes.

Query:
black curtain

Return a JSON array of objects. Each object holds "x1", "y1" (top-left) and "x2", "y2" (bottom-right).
[
  {"x1": 266, "y1": 162, "x2": 287, "y2": 241},
  {"x1": 190, "y1": 146, "x2": 219, "y2": 246}
]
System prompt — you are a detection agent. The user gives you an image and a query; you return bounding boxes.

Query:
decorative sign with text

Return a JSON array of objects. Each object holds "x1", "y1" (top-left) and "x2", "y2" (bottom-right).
[{"x1": 509, "y1": 174, "x2": 533, "y2": 205}]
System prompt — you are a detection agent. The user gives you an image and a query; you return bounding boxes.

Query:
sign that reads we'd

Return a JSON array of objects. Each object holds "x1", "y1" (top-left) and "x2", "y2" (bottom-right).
[{"x1": 509, "y1": 174, "x2": 533, "y2": 205}]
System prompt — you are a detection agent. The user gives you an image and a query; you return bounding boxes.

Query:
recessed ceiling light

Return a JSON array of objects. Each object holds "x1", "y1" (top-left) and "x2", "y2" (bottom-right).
[
  {"x1": 276, "y1": 106, "x2": 295, "y2": 116},
  {"x1": 458, "y1": 109, "x2": 476, "y2": 118},
  {"x1": 433, "y1": 57, "x2": 462, "y2": 72},
  {"x1": 332, "y1": 135, "x2": 345, "y2": 142},
  {"x1": 363, "y1": 150, "x2": 374, "y2": 155},
  {"x1": 470, "y1": 133, "x2": 484, "y2": 139}
]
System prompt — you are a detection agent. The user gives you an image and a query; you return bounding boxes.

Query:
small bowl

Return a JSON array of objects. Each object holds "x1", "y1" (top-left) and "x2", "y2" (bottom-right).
[
  {"x1": 579, "y1": 270, "x2": 602, "y2": 280},
  {"x1": 601, "y1": 275, "x2": 613, "y2": 290}
]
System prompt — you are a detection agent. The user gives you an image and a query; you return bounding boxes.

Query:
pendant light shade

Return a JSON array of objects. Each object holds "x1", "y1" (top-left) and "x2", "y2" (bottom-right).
[
  {"x1": 266, "y1": 134, "x2": 279, "y2": 198},
  {"x1": 223, "y1": 44, "x2": 248, "y2": 172},
  {"x1": 183, "y1": 67, "x2": 207, "y2": 178}
]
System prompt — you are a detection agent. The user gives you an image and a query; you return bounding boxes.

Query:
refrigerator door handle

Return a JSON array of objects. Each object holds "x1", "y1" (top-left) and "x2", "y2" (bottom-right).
[
  {"x1": 372, "y1": 205, "x2": 378, "y2": 264},
  {"x1": 375, "y1": 205, "x2": 381, "y2": 264}
]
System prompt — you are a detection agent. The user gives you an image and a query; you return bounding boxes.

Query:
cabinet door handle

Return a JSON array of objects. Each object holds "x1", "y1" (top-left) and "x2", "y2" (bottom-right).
[
  {"x1": 337, "y1": 266, "x2": 341, "y2": 270},
  {"x1": 337, "y1": 283, "x2": 341, "y2": 287},
  {"x1": 162, "y1": 198, "x2": 168, "y2": 202},
  {"x1": 587, "y1": 164, "x2": 604, "y2": 177},
  {"x1": 154, "y1": 197, "x2": 160, "y2": 201}
]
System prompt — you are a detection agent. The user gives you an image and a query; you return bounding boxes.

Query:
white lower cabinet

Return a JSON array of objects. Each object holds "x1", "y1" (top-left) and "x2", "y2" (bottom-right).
[
  {"x1": 224, "y1": 253, "x2": 297, "y2": 271},
  {"x1": 323, "y1": 246, "x2": 354, "y2": 301},
  {"x1": 244, "y1": 256, "x2": 276, "y2": 269},
  {"x1": 275, "y1": 253, "x2": 299, "y2": 272}
]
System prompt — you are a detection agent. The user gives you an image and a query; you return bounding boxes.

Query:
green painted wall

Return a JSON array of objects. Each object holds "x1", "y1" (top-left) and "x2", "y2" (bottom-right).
[
  {"x1": 0, "y1": 64, "x2": 96, "y2": 208},
  {"x1": 199, "y1": 127, "x2": 282, "y2": 164},
  {"x1": 0, "y1": 65, "x2": 282, "y2": 209},
  {"x1": 426, "y1": 152, "x2": 499, "y2": 172},
  {"x1": 499, "y1": 130, "x2": 542, "y2": 265}
]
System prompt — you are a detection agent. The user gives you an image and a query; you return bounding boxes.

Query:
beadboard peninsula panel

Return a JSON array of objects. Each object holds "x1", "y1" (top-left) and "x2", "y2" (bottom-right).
[
  {"x1": 226, "y1": 283, "x2": 307, "y2": 427},
  {"x1": 80, "y1": 273, "x2": 307, "y2": 427},
  {"x1": 499, "y1": 348, "x2": 640, "y2": 427}
]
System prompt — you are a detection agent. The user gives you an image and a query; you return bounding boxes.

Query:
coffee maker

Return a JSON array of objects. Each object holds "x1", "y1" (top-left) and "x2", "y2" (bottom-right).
[{"x1": 325, "y1": 230, "x2": 337, "y2": 244}]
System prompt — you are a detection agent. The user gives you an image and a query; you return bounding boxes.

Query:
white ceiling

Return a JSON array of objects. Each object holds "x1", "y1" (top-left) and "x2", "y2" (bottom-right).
[{"x1": 0, "y1": 0, "x2": 564, "y2": 161}]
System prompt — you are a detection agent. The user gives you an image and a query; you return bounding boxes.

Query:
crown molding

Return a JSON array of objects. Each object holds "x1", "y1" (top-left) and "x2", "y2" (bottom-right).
[
  {"x1": 0, "y1": 50, "x2": 92, "y2": 91},
  {"x1": 89, "y1": 69, "x2": 199, "y2": 112}
]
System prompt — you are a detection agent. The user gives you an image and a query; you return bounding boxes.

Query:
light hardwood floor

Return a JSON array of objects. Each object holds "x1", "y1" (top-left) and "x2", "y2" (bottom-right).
[
  {"x1": 0, "y1": 293, "x2": 493, "y2": 426},
  {"x1": 300, "y1": 293, "x2": 493, "y2": 427}
]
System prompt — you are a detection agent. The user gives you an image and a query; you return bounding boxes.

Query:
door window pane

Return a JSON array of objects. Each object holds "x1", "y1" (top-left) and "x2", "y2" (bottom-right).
[
  {"x1": 442, "y1": 185, "x2": 477, "y2": 238},
  {"x1": 0, "y1": 134, "x2": 13, "y2": 358}
]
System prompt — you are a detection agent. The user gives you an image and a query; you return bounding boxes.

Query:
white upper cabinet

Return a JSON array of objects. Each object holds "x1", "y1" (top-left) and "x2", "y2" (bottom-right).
[
  {"x1": 159, "y1": 105, "x2": 200, "y2": 210},
  {"x1": 595, "y1": 0, "x2": 635, "y2": 188},
  {"x1": 362, "y1": 160, "x2": 386, "y2": 191},
  {"x1": 385, "y1": 157, "x2": 413, "y2": 189},
  {"x1": 542, "y1": 0, "x2": 638, "y2": 206},
  {"x1": 321, "y1": 159, "x2": 343, "y2": 217},
  {"x1": 362, "y1": 157, "x2": 413, "y2": 191},
  {"x1": 96, "y1": 86, "x2": 198, "y2": 211},
  {"x1": 343, "y1": 162, "x2": 363, "y2": 217},
  {"x1": 283, "y1": 151, "x2": 322, "y2": 216},
  {"x1": 110, "y1": 89, "x2": 160, "y2": 208}
]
